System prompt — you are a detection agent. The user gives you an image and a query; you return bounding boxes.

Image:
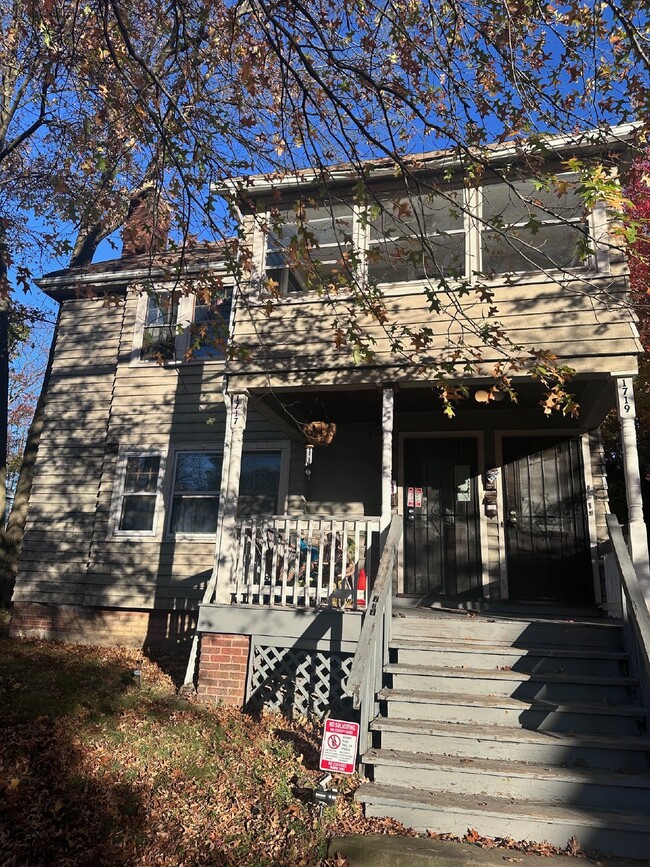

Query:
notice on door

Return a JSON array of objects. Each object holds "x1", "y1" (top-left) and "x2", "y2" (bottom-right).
[
  {"x1": 414, "y1": 487, "x2": 423, "y2": 508},
  {"x1": 407, "y1": 486, "x2": 415, "y2": 507},
  {"x1": 319, "y1": 719, "x2": 360, "y2": 774}
]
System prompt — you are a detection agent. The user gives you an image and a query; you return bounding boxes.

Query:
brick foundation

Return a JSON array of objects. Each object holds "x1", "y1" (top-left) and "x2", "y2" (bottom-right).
[
  {"x1": 196, "y1": 633, "x2": 251, "y2": 707},
  {"x1": 9, "y1": 601, "x2": 196, "y2": 651}
]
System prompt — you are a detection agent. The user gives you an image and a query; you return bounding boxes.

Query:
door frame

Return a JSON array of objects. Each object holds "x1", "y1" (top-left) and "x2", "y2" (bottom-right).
[
  {"x1": 495, "y1": 430, "x2": 598, "y2": 603},
  {"x1": 397, "y1": 431, "x2": 489, "y2": 598}
]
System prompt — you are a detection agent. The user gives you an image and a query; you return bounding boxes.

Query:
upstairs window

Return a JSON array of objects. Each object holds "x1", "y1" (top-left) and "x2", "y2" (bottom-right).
[
  {"x1": 480, "y1": 177, "x2": 587, "y2": 274},
  {"x1": 188, "y1": 292, "x2": 233, "y2": 359},
  {"x1": 266, "y1": 203, "x2": 355, "y2": 293},
  {"x1": 140, "y1": 292, "x2": 179, "y2": 361},
  {"x1": 367, "y1": 191, "x2": 466, "y2": 284}
]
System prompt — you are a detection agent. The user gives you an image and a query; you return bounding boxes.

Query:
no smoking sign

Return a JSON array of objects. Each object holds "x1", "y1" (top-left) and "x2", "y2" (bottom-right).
[{"x1": 319, "y1": 718, "x2": 360, "y2": 774}]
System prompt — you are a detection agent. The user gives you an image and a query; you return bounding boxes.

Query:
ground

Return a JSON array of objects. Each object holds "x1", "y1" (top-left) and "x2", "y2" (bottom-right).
[{"x1": 0, "y1": 614, "x2": 609, "y2": 866}]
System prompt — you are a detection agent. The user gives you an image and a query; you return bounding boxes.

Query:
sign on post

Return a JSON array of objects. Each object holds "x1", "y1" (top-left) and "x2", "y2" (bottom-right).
[{"x1": 319, "y1": 719, "x2": 360, "y2": 775}]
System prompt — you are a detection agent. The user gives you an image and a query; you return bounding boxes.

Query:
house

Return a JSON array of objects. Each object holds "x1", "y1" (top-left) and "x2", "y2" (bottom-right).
[{"x1": 10, "y1": 125, "x2": 650, "y2": 856}]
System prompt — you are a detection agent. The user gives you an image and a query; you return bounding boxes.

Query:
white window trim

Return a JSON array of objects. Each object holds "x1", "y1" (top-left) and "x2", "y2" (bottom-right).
[
  {"x1": 130, "y1": 288, "x2": 193, "y2": 366},
  {"x1": 254, "y1": 176, "x2": 610, "y2": 296},
  {"x1": 165, "y1": 440, "x2": 291, "y2": 539},
  {"x1": 108, "y1": 447, "x2": 167, "y2": 538},
  {"x1": 183, "y1": 291, "x2": 235, "y2": 365}
]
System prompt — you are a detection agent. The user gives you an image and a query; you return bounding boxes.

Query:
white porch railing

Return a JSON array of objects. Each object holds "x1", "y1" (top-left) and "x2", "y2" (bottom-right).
[
  {"x1": 604, "y1": 514, "x2": 650, "y2": 708},
  {"x1": 229, "y1": 515, "x2": 381, "y2": 609},
  {"x1": 345, "y1": 516, "x2": 402, "y2": 756}
]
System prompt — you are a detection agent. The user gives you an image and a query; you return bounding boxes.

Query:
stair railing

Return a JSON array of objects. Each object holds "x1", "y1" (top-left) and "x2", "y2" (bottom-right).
[
  {"x1": 605, "y1": 514, "x2": 650, "y2": 709},
  {"x1": 345, "y1": 516, "x2": 402, "y2": 756}
]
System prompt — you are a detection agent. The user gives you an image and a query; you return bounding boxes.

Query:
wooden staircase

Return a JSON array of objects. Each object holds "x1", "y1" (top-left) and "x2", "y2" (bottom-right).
[{"x1": 355, "y1": 610, "x2": 650, "y2": 859}]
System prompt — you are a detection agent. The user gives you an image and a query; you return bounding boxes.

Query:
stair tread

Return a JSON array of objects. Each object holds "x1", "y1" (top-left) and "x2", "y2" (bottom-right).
[
  {"x1": 378, "y1": 687, "x2": 649, "y2": 716},
  {"x1": 390, "y1": 638, "x2": 628, "y2": 659},
  {"x1": 362, "y1": 747, "x2": 650, "y2": 785},
  {"x1": 385, "y1": 662, "x2": 636, "y2": 686},
  {"x1": 370, "y1": 716, "x2": 650, "y2": 750},
  {"x1": 355, "y1": 782, "x2": 650, "y2": 830}
]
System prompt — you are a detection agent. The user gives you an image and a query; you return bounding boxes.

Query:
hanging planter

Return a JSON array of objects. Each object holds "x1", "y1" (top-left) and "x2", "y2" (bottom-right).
[{"x1": 302, "y1": 421, "x2": 337, "y2": 446}]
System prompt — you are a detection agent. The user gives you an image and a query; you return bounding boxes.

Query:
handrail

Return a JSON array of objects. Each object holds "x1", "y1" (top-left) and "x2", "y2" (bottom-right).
[
  {"x1": 345, "y1": 515, "x2": 402, "y2": 756},
  {"x1": 606, "y1": 514, "x2": 650, "y2": 701}
]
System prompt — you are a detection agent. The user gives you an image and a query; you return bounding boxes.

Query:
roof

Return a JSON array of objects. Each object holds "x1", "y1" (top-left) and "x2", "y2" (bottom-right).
[
  {"x1": 37, "y1": 242, "x2": 231, "y2": 300},
  {"x1": 215, "y1": 122, "x2": 641, "y2": 200}
]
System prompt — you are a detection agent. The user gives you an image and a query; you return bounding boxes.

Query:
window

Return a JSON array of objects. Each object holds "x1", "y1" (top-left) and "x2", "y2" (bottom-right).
[
  {"x1": 116, "y1": 454, "x2": 162, "y2": 533},
  {"x1": 367, "y1": 191, "x2": 466, "y2": 284},
  {"x1": 140, "y1": 292, "x2": 179, "y2": 361},
  {"x1": 188, "y1": 293, "x2": 232, "y2": 359},
  {"x1": 239, "y1": 452, "x2": 282, "y2": 515},
  {"x1": 168, "y1": 449, "x2": 284, "y2": 534},
  {"x1": 480, "y1": 178, "x2": 588, "y2": 275},
  {"x1": 170, "y1": 451, "x2": 222, "y2": 534},
  {"x1": 258, "y1": 174, "x2": 597, "y2": 290},
  {"x1": 133, "y1": 288, "x2": 232, "y2": 364},
  {"x1": 265, "y1": 203, "x2": 355, "y2": 293}
]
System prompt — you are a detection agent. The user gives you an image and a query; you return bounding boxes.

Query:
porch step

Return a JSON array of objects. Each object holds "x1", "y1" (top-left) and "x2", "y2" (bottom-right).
[
  {"x1": 363, "y1": 748, "x2": 650, "y2": 812},
  {"x1": 384, "y1": 662, "x2": 636, "y2": 703},
  {"x1": 355, "y1": 782, "x2": 650, "y2": 860},
  {"x1": 391, "y1": 612, "x2": 624, "y2": 648},
  {"x1": 370, "y1": 717, "x2": 650, "y2": 771},
  {"x1": 390, "y1": 638, "x2": 629, "y2": 676},
  {"x1": 377, "y1": 687, "x2": 648, "y2": 735},
  {"x1": 359, "y1": 612, "x2": 650, "y2": 858}
]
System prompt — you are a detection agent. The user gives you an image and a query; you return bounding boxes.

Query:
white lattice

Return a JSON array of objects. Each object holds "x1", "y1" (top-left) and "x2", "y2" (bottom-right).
[{"x1": 247, "y1": 644, "x2": 353, "y2": 719}]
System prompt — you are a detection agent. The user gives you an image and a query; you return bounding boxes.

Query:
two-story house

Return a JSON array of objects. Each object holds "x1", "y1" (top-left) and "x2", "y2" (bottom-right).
[{"x1": 10, "y1": 125, "x2": 650, "y2": 856}]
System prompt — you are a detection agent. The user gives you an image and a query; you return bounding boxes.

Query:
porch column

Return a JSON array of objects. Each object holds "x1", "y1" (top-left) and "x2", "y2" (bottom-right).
[
  {"x1": 616, "y1": 376, "x2": 650, "y2": 598},
  {"x1": 214, "y1": 391, "x2": 249, "y2": 604},
  {"x1": 381, "y1": 388, "x2": 394, "y2": 532}
]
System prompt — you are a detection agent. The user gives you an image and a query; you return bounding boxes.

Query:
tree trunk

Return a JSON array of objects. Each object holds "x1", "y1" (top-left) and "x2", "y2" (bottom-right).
[
  {"x1": 0, "y1": 225, "x2": 9, "y2": 604},
  {"x1": 0, "y1": 306, "x2": 60, "y2": 606}
]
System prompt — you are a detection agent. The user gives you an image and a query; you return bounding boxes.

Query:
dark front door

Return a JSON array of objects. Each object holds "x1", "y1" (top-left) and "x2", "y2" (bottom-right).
[
  {"x1": 404, "y1": 438, "x2": 481, "y2": 599},
  {"x1": 503, "y1": 437, "x2": 592, "y2": 604}
]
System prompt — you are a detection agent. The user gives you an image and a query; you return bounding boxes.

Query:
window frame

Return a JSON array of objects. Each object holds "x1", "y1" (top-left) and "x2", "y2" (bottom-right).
[
  {"x1": 108, "y1": 448, "x2": 167, "y2": 538},
  {"x1": 165, "y1": 441, "x2": 291, "y2": 539},
  {"x1": 130, "y1": 286, "x2": 234, "y2": 366},
  {"x1": 258, "y1": 175, "x2": 609, "y2": 294},
  {"x1": 476, "y1": 174, "x2": 597, "y2": 278}
]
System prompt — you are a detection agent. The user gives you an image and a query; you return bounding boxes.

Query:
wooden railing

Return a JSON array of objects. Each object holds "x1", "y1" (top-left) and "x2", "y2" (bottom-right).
[
  {"x1": 229, "y1": 515, "x2": 381, "y2": 609},
  {"x1": 604, "y1": 514, "x2": 650, "y2": 708},
  {"x1": 345, "y1": 516, "x2": 402, "y2": 756}
]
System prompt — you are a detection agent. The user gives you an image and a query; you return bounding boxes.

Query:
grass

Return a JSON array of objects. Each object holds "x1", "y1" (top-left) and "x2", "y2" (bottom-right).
[{"x1": 0, "y1": 632, "x2": 399, "y2": 867}]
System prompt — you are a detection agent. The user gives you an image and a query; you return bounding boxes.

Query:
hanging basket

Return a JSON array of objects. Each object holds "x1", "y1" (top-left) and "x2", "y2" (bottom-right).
[{"x1": 302, "y1": 421, "x2": 337, "y2": 446}]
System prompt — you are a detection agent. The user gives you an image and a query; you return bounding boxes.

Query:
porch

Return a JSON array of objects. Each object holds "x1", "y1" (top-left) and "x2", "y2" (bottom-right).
[{"x1": 191, "y1": 373, "x2": 650, "y2": 722}]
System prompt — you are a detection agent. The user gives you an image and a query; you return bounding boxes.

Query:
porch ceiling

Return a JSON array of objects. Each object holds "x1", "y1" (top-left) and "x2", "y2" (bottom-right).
[{"x1": 251, "y1": 376, "x2": 616, "y2": 433}]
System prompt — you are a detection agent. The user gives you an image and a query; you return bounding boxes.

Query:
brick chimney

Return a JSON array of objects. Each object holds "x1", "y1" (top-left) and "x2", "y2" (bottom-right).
[{"x1": 121, "y1": 183, "x2": 171, "y2": 256}]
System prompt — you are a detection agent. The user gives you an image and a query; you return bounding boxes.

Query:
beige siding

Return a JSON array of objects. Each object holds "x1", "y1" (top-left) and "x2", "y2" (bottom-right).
[
  {"x1": 228, "y1": 266, "x2": 640, "y2": 389},
  {"x1": 15, "y1": 299, "x2": 124, "y2": 603}
]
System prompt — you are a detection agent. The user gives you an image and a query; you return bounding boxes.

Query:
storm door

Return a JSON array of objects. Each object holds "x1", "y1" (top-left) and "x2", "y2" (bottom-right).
[
  {"x1": 403, "y1": 438, "x2": 481, "y2": 598},
  {"x1": 502, "y1": 437, "x2": 592, "y2": 604}
]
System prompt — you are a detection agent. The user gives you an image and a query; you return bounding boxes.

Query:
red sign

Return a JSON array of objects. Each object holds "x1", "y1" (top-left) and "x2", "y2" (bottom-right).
[
  {"x1": 407, "y1": 486, "x2": 415, "y2": 507},
  {"x1": 319, "y1": 719, "x2": 359, "y2": 774},
  {"x1": 414, "y1": 487, "x2": 423, "y2": 508}
]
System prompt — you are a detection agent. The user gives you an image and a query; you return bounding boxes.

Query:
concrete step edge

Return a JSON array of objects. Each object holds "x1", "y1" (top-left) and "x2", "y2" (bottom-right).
[
  {"x1": 362, "y1": 748, "x2": 650, "y2": 787},
  {"x1": 384, "y1": 663, "x2": 636, "y2": 686},
  {"x1": 370, "y1": 717, "x2": 650, "y2": 750},
  {"x1": 378, "y1": 687, "x2": 649, "y2": 716},
  {"x1": 354, "y1": 782, "x2": 650, "y2": 831}
]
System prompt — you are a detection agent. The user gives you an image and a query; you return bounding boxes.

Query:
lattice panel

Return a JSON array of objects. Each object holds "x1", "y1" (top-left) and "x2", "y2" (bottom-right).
[{"x1": 247, "y1": 644, "x2": 354, "y2": 719}]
